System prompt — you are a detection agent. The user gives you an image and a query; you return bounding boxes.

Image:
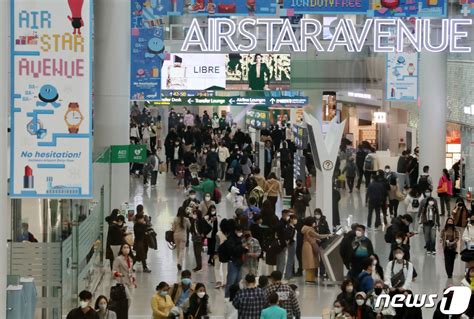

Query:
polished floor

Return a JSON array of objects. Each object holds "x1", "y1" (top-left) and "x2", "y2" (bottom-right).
[{"x1": 95, "y1": 172, "x2": 468, "y2": 318}]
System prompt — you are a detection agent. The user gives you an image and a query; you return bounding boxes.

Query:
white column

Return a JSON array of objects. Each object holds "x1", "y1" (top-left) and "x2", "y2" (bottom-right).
[
  {"x1": 0, "y1": 0, "x2": 9, "y2": 314},
  {"x1": 94, "y1": 0, "x2": 131, "y2": 208},
  {"x1": 419, "y1": 50, "x2": 447, "y2": 190}
]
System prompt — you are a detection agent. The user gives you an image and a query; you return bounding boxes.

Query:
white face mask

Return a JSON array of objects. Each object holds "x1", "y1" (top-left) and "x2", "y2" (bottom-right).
[
  {"x1": 346, "y1": 286, "x2": 354, "y2": 293},
  {"x1": 334, "y1": 307, "x2": 342, "y2": 314},
  {"x1": 190, "y1": 195, "x2": 196, "y2": 199},
  {"x1": 396, "y1": 239, "x2": 402, "y2": 244},
  {"x1": 385, "y1": 169, "x2": 390, "y2": 173},
  {"x1": 99, "y1": 304, "x2": 107, "y2": 311},
  {"x1": 355, "y1": 230, "x2": 363, "y2": 238},
  {"x1": 395, "y1": 253, "x2": 404, "y2": 260},
  {"x1": 428, "y1": 201, "x2": 435, "y2": 206},
  {"x1": 372, "y1": 260, "x2": 377, "y2": 266},
  {"x1": 236, "y1": 232, "x2": 243, "y2": 237},
  {"x1": 356, "y1": 299, "x2": 365, "y2": 306},
  {"x1": 79, "y1": 301, "x2": 89, "y2": 309},
  {"x1": 205, "y1": 196, "x2": 211, "y2": 201},
  {"x1": 197, "y1": 292, "x2": 206, "y2": 299},
  {"x1": 315, "y1": 215, "x2": 321, "y2": 219},
  {"x1": 239, "y1": 177, "x2": 244, "y2": 182}
]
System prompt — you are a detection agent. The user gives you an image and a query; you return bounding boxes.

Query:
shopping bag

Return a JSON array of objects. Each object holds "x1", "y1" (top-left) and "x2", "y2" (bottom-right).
[{"x1": 275, "y1": 196, "x2": 283, "y2": 219}]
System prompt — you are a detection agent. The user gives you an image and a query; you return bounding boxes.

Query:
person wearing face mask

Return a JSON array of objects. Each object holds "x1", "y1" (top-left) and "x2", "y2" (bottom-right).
[
  {"x1": 349, "y1": 225, "x2": 374, "y2": 280},
  {"x1": 301, "y1": 216, "x2": 333, "y2": 283},
  {"x1": 231, "y1": 175, "x2": 247, "y2": 197},
  {"x1": 190, "y1": 210, "x2": 211, "y2": 272},
  {"x1": 366, "y1": 280, "x2": 396, "y2": 318},
  {"x1": 171, "y1": 140, "x2": 183, "y2": 177},
  {"x1": 112, "y1": 244, "x2": 136, "y2": 307},
  {"x1": 330, "y1": 299, "x2": 352, "y2": 319},
  {"x1": 388, "y1": 233, "x2": 411, "y2": 262},
  {"x1": 182, "y1": 283, "x2": 211, "y2": 318},
  {"x1": 133, "y1": 214, "x2": 152, "y2": 273},
  {"x1": 313, "y1": 209, "x2": 330, "y2": 278},
  {"x1": 354, "y1": 292, "x2": 375, "y2": 319},
  {"x1": 241, "y1": 229, "x2": 262, "y2": 276},
  {"x1": 224, "y1": 224, "x2": 249, "y2": 298},
  {"x1": 419, "y1": 196, "x2": 440, "y2": 255},
  {"x1": 440, "y1": 218, "x2": 460, "y2": 278},
  {"x1": 437, "y1": 168, "x2": 453, "y2": 216},
  {"x1": 106, "y1": 215, "x2": 126, "y2": 271},
  {"x1": 461, "y1": 216, "x2": 474, "y2": 267},
  {"x1": 66, "y1": 290, "x2": 99, "y2": 319},
  {"x1": 197, "y1": 192, "x2": 216, "y2": 216},
  {"x1": 336, "y1": 279, "x2": 356, "y2": 313},
  {"x1": 275, "y1": 210, "x2": 292, "y2": 276},
  {"x1": 205, "y1": 205, "x2": 219, "y2": 267},
  {"x1": 94, "y1": 296, "x2": 117, "y2": 319},
  {"x1": 232, "y1": 274, "x2": 267, "y2": 318},
  {"x1": 265, "y1": 270, "x2": 301, "y2": 318},
  {"x1": 151, "y1": 282, "x2": 177, "y2": 319},
  {"x1": 182, "y1": 190, "x2": 200, "y2": 210},
  {"x1": 384, "y1": 246, "x2": 414, "y2": 292},
  {"x1": 291, "y1": 179, "x2": 311, "y2": 220},
  {"x1": 206, "y1": 146, "x2": 219, "y2": 180}
]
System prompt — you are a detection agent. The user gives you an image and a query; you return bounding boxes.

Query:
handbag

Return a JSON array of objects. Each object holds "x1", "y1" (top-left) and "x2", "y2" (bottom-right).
[
  {"x1": 217, "y1": 3, "x2": 236, "y2": 13},
  {"x1": 390, "y1": 261, "x2": 407, "y2": 288},
  {"x1": 165, "y1": 230, "x2": 176, "y2": 250},
  {"x1": 159, "y1": 162, "x2": 166, "y2": 173},
  {"x1": 187, "y1": 302, "x2": 202, "y2": 319},
  {"x1": 437, "y1": 181, "x2": 448, "y2": 194}
]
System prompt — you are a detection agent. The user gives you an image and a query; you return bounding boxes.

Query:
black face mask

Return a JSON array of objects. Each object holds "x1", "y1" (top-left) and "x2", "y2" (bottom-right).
[{"x1": 374, "y1": 288, "x2": 383, "y2": 295}]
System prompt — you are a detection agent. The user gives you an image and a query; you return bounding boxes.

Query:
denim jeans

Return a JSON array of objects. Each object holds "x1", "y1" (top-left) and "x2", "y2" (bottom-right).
[
  {"x1": 423, "y1": 222, "x2": 436, "y2": 252},
  {"x1": 285, "y1": 242, "x2": 296, "y2": 279},
  {"x1": 276, "y1": 247, "x2": 288, "y2": 275},
  {"x1": 225, "y1": 261, "x2": 242, "y2": 298}
]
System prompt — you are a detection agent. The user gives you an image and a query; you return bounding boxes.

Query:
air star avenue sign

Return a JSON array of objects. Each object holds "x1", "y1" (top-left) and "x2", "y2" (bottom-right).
[{"x1": 181, "y1": 18, "x2": 472, "y2": 53}]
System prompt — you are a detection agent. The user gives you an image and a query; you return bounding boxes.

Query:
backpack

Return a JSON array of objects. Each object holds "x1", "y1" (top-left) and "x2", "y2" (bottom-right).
[
  {"x1": 217, "y1": 239, "x2": 231, "y2": 263},
  {"x1": 417, "y1": 175, "x2": 430, "y2": 193},
  {"x1": 213, "y1": 187, "x2": 222, "y2": 204},
  {"x1": 364, "y1": 155, "x2": 374, "y2": 171},
  {"x1": 412, "y1": 198, "x2": 420, "y2": 208},
  {"x1": 384, "y1": 225, "x2": 395, "y2": 243}
]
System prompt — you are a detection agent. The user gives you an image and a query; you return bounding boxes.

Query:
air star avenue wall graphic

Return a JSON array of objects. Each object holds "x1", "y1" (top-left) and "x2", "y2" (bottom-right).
[{"x1": 10, "y1": 0, "x2": 93, "y2": 198}]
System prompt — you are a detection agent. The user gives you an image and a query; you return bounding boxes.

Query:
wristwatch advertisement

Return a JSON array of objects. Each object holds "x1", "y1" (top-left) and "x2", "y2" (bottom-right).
[{"x1": 64, "y1": 102, "x2": 84, "y2": 134}]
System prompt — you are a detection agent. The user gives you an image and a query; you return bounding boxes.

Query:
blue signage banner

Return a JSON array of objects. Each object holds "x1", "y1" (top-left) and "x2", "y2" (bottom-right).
[
  {"x1": 283, "y1": 0, "x2": 369, "y2": 14},
  {"x1": 181, "y1": 0, "x2": 277, "y2": 16},
  {"x1": 370, "y1": 0, "x2": 446, "y2": 17},
  {"x1": 131, "y1": 1, "x2": 166, "y2": 100}
]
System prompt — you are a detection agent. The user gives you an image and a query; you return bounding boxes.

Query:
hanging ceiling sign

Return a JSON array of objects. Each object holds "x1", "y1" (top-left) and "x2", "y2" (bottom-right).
[{"x1": 153, "y1": 96, "x2": 308, "y2": 106}]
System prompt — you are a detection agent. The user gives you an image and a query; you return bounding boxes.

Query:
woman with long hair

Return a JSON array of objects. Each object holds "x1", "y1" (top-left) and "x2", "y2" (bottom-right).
[
  {"x1": 437, "y1": 168, "x2": 453, "y2": 216},
  {"x1": 183, "y1": 283, "x2": 211, "y2": 318},
  {"x1": 440, "y1": 217, "x2": 460, "y2": 278},
  {"x1": 172, "y1": 207, "x2": 191, "y2": 271},
  {"x1": 112, "y1": 243, "x2": 136, "y2": 307}
]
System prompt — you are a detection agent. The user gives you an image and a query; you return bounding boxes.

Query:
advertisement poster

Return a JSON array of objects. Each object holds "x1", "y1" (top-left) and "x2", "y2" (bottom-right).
[
  {"x1": 161, "y1": 54, "x2": 226, "y2": 90},
  {"x1": 181, "y1": 0, "x2": 277, "y2": 16},
  {"x1": 371, "y1": 0, "x2": 446, "y2": 17},
  {"x1": 226, "y1": 54, "x2": 291, "y2": 90},
  {"x1": 386, "y1": 52, "x2": 418, "y2": 101},
  {"x1": 131, "y1": 1, "x2": 165, "y2": 100},
  {"x1": 246, "y1": 110, "x2": 269, "y2": 129},
  {"x1": 10, "y1": 0, "x2": 92, "y2": 198},
  {"x1": 283, "y1": 0, "x2": 369, "y2": 14},
  {"x1": 132, "y1": 0, "x2": 184, "y2": 17}
]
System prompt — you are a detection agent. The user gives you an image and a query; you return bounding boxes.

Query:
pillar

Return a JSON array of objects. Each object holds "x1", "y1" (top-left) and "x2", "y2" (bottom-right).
[
  {"x1": 0, "y1": 0, "x2": 9, "y2": 314},
  {"x1": 419, "y1": 50, "x2": 447, "y2": 192},
  {"x1": 94, "y1": 0, "x2": 131, "y2": 208}
]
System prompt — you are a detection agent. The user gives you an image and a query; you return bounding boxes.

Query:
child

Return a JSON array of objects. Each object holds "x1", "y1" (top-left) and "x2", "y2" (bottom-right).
[
  {"x1": 176, "y1": 160, "x2": 186, "y2": 188},
  {"x1": 260, "y1": 292, "x2": 287, "y2": 319}
]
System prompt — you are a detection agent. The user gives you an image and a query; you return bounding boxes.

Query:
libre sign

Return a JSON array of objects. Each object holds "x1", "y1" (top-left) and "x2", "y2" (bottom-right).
[{"x1": 10, "y1": 0, "x2": 92, "y2": 198}]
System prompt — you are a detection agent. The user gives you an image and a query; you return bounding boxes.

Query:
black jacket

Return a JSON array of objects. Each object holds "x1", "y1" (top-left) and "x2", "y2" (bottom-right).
[
  {"x1": 367, "y1": 180, "x2": 387, "y2": 205},
  {"x1": 107, "y1": 223, "x2": 124, "y2": 246},
  {"x1": 397, "y1": 156, "x2": 408, "y2": 173},
  {"x1": 276, "y1": 219, "x2": 295, "y2": 247},
  {"x1": 227, "y1": 233, "x2": 248, "y2": 265},
  {"x1": 206, "y1": 151, "x2": 219, "y2": 168},
  {"x1": 355, "y1": 150, "x2": 368, "y2": 169}
]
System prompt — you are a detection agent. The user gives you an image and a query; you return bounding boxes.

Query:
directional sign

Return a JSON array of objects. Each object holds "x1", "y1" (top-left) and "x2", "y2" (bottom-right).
[{"x1": 152, "y1": 96, "x2": 308, "y2": 106}]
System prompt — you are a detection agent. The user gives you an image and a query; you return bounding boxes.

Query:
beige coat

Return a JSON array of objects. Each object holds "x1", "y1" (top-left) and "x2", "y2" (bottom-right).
[
  {"x1": 172, "y1": 217, "x2": 191, "y2": 241},
  {"x1": 264, "y1": 178, "x2": 282, "y2": 197},
  {"x1": 301, "y1": 226, "x2": 325, "y2": 270}
]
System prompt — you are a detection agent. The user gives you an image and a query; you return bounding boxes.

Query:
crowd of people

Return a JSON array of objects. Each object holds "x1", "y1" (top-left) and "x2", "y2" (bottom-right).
[{"x1": 64, "y1": 107, "x2": 474, "y2": 318}]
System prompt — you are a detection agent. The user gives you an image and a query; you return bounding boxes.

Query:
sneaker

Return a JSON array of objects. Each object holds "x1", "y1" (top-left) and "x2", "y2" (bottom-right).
[{"x1": 143, "y1": 268, "x2": 152, "y2": 273}]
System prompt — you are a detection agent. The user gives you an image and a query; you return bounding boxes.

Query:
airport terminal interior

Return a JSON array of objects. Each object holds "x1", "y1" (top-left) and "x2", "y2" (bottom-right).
[{"x1": 1, "y1": 0, "x2": 474, "y2": 319}]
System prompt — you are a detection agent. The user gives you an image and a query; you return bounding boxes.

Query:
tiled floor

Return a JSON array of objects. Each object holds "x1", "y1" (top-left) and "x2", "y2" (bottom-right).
[{"x1": 95, "y1": 173, "x2": 468, "y2": 318}]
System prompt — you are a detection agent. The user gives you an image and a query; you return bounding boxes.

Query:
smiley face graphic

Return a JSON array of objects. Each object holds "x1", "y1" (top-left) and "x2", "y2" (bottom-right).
[{"x1": 37, "y1": 84, "x2": 61, "y2": 108}]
